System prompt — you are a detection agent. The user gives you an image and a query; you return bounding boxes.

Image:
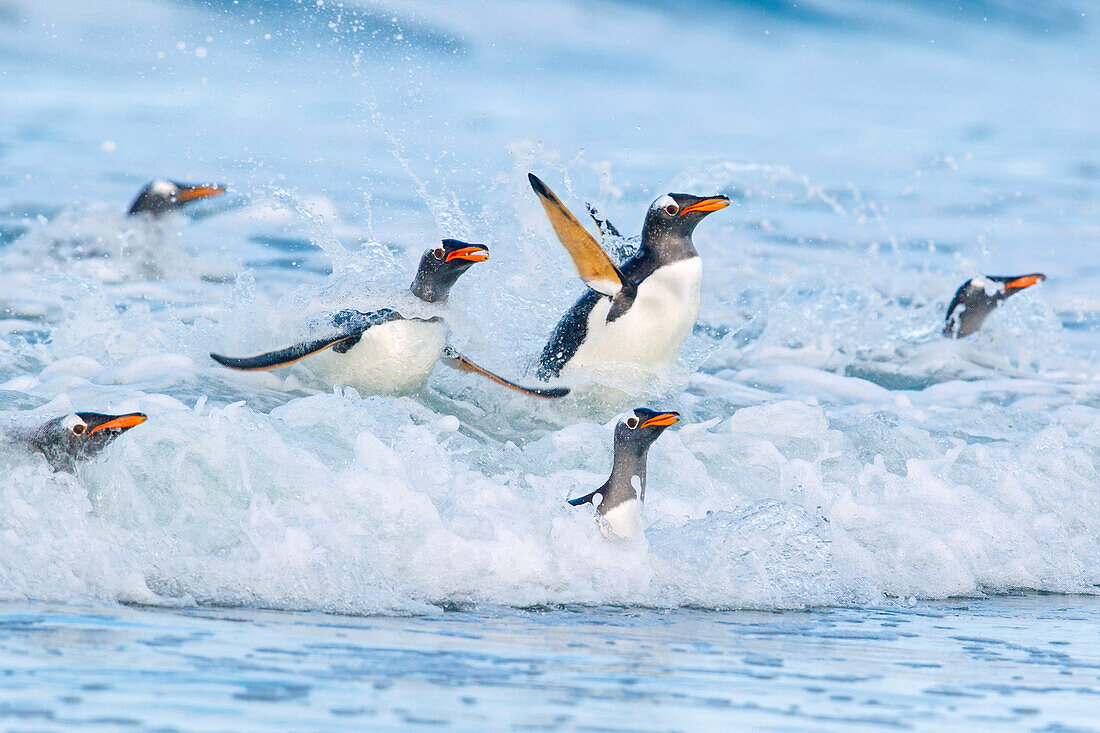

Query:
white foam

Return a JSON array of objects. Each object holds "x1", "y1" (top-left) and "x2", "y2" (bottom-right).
[{"x1": 1, "y1": 0, "x2": 1099, "y2": 614}]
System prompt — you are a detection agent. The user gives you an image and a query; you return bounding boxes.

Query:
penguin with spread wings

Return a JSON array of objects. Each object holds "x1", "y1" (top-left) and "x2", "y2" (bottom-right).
[
  {"x1": 212, "y1": 239, "x2": 567, "y2": 399},
  {"x1": 528, "y1": 174, "x2": 729, "y2": 381}
]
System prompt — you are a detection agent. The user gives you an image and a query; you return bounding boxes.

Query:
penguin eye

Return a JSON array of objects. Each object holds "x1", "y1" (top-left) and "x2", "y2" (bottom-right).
[
  {"x1": 433, "y1": 247, "x2": 446, "y2": 261},
  {"x1": 71, "y1": 423, "x2": 86, "y2": 436},
  {"x1": 626, "y1": 416, "x2": 639, "y2": 429},
  {"x1": 654, "y1": 195, "x2": 678, "y2": 217}
]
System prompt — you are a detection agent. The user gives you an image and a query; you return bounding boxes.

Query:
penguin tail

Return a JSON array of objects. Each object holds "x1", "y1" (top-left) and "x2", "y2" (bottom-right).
[
  {"x1": 210, "y1": 334, "x2": 356, "y2": 372},
  {"x1": 442, "y1": 346, "x2": 569, "y2": 399},
  {"x1": 567, "y1": 490, "x2": 600, "y2": 507}
]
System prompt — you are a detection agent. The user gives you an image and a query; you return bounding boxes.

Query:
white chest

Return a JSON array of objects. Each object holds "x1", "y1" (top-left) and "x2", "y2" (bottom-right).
[
  {"x1": 598, "y1": 498, "x2": 642, "y2": 540},
  {"x1": 311, "y1": 318, "x2": 446, "y2": 394},
  {"x1": 568, "y1": 258, "x2": 702, "y2": 373}
]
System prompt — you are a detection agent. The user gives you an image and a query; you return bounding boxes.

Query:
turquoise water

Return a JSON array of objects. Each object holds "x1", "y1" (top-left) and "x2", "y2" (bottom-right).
[{"x1": 1, "y1": 0, "x2": 1100, "y2": 728}]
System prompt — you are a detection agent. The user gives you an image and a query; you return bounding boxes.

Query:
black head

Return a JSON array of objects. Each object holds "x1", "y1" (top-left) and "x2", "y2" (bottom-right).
[
  {"x1": 944, "y1": 273, "x2": 1046, "y2": 338},
  {"x1": 613, "y1": 408, "x2": 680, "y2": 457},
  {"x1": 640, "y1": 193, "x2": 729, "y2": 261},
  {"x1": 29, "y1": 412, "x2": 148, "y2": 470},
  {"x1": 410, "y1": 239, "x2": 490, "y2": 303},
  {"x1": 127, "y1": 180, "x2": 226, "y2": 217}
]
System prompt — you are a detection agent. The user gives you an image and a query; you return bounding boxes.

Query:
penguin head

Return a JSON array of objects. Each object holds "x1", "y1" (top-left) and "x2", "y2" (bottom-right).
[
  {"x1": 614, "y1": 408, "x2": 680, "y2": 456},
  {"x1": 30, "y1": 412, "x2": 148, "y2": 469},
  {"x1": 410, "y1": 239, "x2": 490, "y2": 303},
  {"x1": 128, "y1": 180, "x2": 226, "y2": 217},
  {"x1": 944, "y1": 273, "x2": 1046, "y2": 338},
  {"x1": 642, "y1": 193, "x2": 730, "y2": 239}
]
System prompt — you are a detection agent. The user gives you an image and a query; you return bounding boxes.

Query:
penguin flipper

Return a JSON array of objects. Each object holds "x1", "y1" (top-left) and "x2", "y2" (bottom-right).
[
  {"x1": 210, "y1": 308, "x2": 403, "y2": 371},
  {"x1": 210, "y1": 335, "x2": 360, "y2": 371},
  {"x1": 567, "y1": 489, "x2": 601, "y2": 507},
  {"x1": 442, "y1": 346, "x2": 570, "y2": 399},
  {"x1": 536, "y1": 289, "x2": 600, "y2": 381},
  {"x1": 528, "y1": 173, "x2": 627, "y2": 297}
]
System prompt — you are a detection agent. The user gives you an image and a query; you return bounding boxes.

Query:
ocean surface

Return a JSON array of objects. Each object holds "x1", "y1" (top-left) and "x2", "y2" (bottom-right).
[
  {"x1": 1, "y1": 0, "x2": 1099, "y2": 729},
  {"x1": 2, "y1": 595, "x2": 1100, "y2": 731}
]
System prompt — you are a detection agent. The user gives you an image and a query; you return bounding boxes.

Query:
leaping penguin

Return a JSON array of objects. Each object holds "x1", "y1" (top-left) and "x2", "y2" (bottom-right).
[
  {"x1": 25, "y1": 412, "x2": 148, "y2": 471},
  {"x1": 128, "y1": 180, "x2": 226, "y2": 218},
  {"x1": 567, "y1": 407, "x2": 680, "y2": 540},
  {"x1": 527, "y1": 174, "x2": 729, "y2": 381},
  {"x1": 944, "y1": 273, "x2": 1046, "y2": 338},
  {"x1": 211, "y1": 239, "x2": 568, "y2": 399}
]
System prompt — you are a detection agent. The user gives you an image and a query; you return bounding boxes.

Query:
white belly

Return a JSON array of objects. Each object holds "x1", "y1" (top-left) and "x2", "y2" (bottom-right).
[
  {"x1": 311, "y1": 319, "x2": 446, "y2": 394},
  {"x1": 598, "y1": 499, "x2": 642, "y2": 540},
  {"x1": 566, "y1": 258, "x2": 702, "y2": 376}
]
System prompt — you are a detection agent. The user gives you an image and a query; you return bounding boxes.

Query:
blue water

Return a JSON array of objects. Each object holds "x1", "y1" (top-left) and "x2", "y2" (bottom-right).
[
  {"x1": 1, "y1": 0, "x2": 1100, "y2": 728},
  {"x1": 3, "y1": 596, "x2": 1100, "y2": 730}
]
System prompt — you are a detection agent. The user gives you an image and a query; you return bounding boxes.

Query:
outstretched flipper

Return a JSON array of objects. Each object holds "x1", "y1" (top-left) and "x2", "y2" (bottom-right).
[
  {"x1": 567, "y1": 489, "x2": 602, "y2": 507},
  {"x1": 211, "y1": 308, "x2": 403, "y2": 371},
  {"x1": 528, "y1": 173, "x2": 629, "y2": 298},
  {"x1": 585, "y1": 202, "x2": 621, "y2": 238},
  {"x1": 442, "y1": 346, "x2": 569, "y2": 399}
]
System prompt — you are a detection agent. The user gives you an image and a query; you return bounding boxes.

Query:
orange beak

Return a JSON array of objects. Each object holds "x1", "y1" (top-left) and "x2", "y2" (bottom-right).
[
  {"x1": 87, "y1": 413, "x2": 148, "y2": 435},
  {"x1": 1004, "y1": 274, "x2": 1046, "y2": 290},
  {"x1": 640, "y1": 412, "x2": 681, "y2": 429},
  {"x1": 175, "y1": 184, "x2": 226, "y2": 203},
  {"x1": 679, "y1": 197, "x2": 730, "y2": 216},
  {"x1": 446, "y1": 246, "x2": 490, "y2": 263}
]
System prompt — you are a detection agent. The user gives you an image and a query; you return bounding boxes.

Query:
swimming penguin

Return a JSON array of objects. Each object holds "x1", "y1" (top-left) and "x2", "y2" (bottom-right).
[
  {"x1": 211, "y1": 239, "x2": 568, "y2": 399},
  {"x1": 128, "y1": 180, "x2": 226, "y2": 218},
  {"x1": 25, "y1": 412, "x2": 148, "y2": 471},
  {"x1": 944, "y1": 273, "x2": 1046, "y2": 338},
  {"x1": 527, "y1": 174, "x2": 729, "y2": 381},
  {"x1": 567, "y1": 408, "x2": 680, "y2": 540}
]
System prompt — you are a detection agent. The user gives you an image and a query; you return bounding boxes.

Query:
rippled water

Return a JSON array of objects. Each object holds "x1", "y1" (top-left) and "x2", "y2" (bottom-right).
[
  {"x1": 1, "y1": 0, "x2": 1099, "y2": 726},
  {"x1": 2, "y1": 595, "x2": 1100, "y2": 730}
]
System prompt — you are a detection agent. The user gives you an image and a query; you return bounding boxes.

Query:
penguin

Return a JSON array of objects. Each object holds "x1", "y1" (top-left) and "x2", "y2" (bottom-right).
[
  {"x1": 25, "y1": 412, "x2": 148, "y2": 471},
  {"x1": 527, "y1": 174, "x2": 729, "y2": 381},
  {"x1": 128, "y1": 180, "x2": 226, "y2": 218},
  {"x1": 944, "y1": 273, "x2": 1046, "y2": 338},
  {"x1": 567, "y1": 407, "x2": 680, "y2": 540},
  {"x1": 211, "y1": 239, "x2": 568, "y2": 399}
]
